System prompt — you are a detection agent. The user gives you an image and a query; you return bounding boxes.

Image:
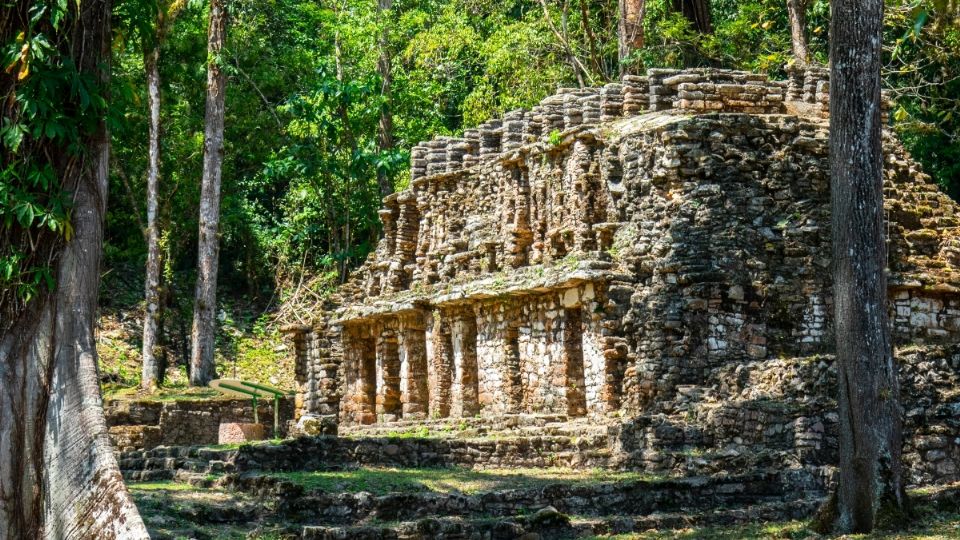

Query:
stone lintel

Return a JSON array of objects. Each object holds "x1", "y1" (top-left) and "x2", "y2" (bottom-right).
[{"x1": 333, "y1": 265, "x2": 612, "y2": 324}]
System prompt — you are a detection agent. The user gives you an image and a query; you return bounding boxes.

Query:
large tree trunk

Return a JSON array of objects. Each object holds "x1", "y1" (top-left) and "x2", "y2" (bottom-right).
[
  {"x1": 787, "y1": 0, "x2": 811, "y2": 65},
  {"x1": 816, "y1": 0, "x2": 910, "y2": 533},
  {"x1": 376, "y1": 0, "x2": 395, "y2": 199},
  {"x1": 671, "y1": 0, "x2": 712, "y2": 33},
  {"x1": 618, "y1": 0, "x2": 646, "y2": 73},
  {"x1": 142, "y1": 43, "x2": 163, "y2": 391},
  {"x1": 0, "y1": 1, "x2": 149, "y2": 537},
  {"x1": 190, "y1": 0, "x2": 228, "y2": 386}
]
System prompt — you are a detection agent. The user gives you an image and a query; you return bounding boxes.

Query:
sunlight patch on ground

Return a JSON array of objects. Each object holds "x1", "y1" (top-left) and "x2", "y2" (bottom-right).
[{"x1": 270, "y1": 466, "x2": 659, "y2": 495}]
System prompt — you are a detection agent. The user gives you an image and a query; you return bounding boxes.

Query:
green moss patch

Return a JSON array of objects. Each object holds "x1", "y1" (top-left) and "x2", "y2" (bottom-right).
[
  {"x1": 128, "y1": 481, "x2": 198, "y2": 492},
  {"x1": 583, "y1": 511, "x2": 960, "y2": 539},
  {"x1": 269, "y1": 466, "x2": 657, "y2": 495}
]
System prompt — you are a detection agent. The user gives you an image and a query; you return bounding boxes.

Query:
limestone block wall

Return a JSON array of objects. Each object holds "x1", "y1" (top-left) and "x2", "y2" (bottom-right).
[
  {"x1": 313, "y1": 281, "x2": 620, "y2": 425},
  {"x1": 285, "y1": 319, "x2": 342, "y2": 433},
  {"x1": 349, "y1": 67, "x2": 844, "y2": 306},
  {"x1": 892, "y1": 290, "x2": 960, "y2": 340},
  {"x1": 471, "y1": 284, "x2": 607, "y2": 416},
  {"x1": 106, "y1": 398, "x2": 296, "y2": 451},
  {"x1": 647, "y1": 68, "x2": 786, "y2": 113},
  {"x1": 610, "y1": 343, "x2": 960, "y2": 486},
  {"x1": 611, "y1": 114, "x2": 835, "y2": 408},
  {"x1": 284, "y1": 66, "x2": 960, "y2": 429},
  {"x1": 609, "y1": 114, "x2": 959, "y2": 409}
]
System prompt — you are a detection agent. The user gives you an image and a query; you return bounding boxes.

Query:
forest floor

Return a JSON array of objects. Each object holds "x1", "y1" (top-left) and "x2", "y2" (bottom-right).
[
  {"x1": 128, "y1": 473, "x2": 960, "y2": 540},
  {"x1": 96, "y1": 301, "x2": 296, "y2": 400}
]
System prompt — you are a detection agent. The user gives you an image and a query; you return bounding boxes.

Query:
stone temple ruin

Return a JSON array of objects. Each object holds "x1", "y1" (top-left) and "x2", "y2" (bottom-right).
[{"x1": 283, "y1": 66, "x2": 960, "y2": 488}]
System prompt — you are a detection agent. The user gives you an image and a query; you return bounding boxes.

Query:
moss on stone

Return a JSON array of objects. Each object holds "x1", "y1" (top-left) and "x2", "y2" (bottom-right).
[{"x1": 267, "y1": 466, "x2": 657, "y2": 496}]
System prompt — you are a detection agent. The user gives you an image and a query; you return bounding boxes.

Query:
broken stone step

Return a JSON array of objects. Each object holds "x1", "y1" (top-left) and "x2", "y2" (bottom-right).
[
  {"x1": 573, "y1": 497, "x2": 822, "y2": 537},
  {"x1": 122, "y1": 469, "x2": 174, "y2": 482},
  {"x1": 297, "y1": 495, "x2": 822, "y2": 539},
  {"x1": 225, "y1": 470, "x2": 806, "y2": 526}
]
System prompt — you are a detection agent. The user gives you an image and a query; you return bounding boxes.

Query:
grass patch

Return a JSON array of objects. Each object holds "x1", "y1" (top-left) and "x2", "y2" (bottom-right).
[
  {"x1": 200, "y1": 438, "x2": 285, "y2": 451},
  {"x1": 269, "y1": 467, "x2": 658, "y2": 495},
  {"x1": 583, "y1": 511, "x2": 960, "y2": 539},
  {"x1": 128, "y1": 481, "x2": 198, "y2": 492},
  {"x1": 104, "y1": 384, "x2": 221, "y2": 402},
  {"x1": 97, "y1": 301, "x2": 296, "y2": 402}
]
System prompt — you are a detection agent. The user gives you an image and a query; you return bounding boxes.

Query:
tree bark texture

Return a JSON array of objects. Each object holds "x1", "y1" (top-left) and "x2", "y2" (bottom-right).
[
  {"x1": 376, "y1": 0, "x2": 395, "y2": 199},
  {"x1": 618, "y1": 0, "x2": 646, "y2": 71},
  {"x1": 190, "y1": 0, "x2": 228, "y2": 386},
  {"x1": 0, "y1": 1, "x2": 149, "y2": 537},
  {"x1": 142, "y1": 44, "x2": 163, "y2": 391},
  {"x1": 787, "y1": 0, "x2": 811, "y2": 65},
  {"x1": 671, "y1": 0, "x2": 712, "y2": 34},
  {"x1": 821, "y1": 0, "x2": 910, "y2": 533}
]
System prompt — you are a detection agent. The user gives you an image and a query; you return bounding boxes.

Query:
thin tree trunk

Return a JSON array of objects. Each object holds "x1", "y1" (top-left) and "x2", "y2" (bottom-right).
[
  {"x1": 618, "y1": 0, "x2": 646, "y2": 74},
  {"x1": 333, "y1": 22, "x2": 358, "y2": 282},
  {"x1": 0, "y1": 1, "x2": 149, "y2": 537},
  {"x1": 579, "y1": 0, "x2": 605, "y2": 78},
  {"x1": 814, "y1": 0, "x2": 910, "y2": 533},
  {"x1": 142, "y1": 43, "x2": 163, "y2": 391},
  {"x1": 376, "y1": 0, "x2": 395, "y2": 199},
  {"x1": 671, "y1": 0, "x2": 712, "y2": 34},
  {"x1": 190, "y1": 0, "x2": 228, "y2": 386},
  {"x1": 787, "y1": 0, "x2": 811, "y2": 65},
  {"x1": 538, "y1": 0, "x2": 589, "y2": 86},
  {"x1": 143, "y1": 1, "x2": 186, "y2": 390},
  {"x1": 113, "y1": 162, "x2": 147, "y2": 235}
]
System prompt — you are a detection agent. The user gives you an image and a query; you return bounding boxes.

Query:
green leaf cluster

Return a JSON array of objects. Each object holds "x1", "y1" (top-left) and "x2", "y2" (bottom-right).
[
  {"x1": 1, "y1": 1, "x2": 108, "y2": 314},
  {"x1": 102, "y1": 0, "x2": 959, "y2": 315}
]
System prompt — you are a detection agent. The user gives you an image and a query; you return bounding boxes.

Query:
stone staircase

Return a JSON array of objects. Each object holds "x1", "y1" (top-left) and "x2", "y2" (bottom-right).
[
  {"x1": 297, "y1": 499, "x2": 821, "y2": 540},
  {"x1": 119, "y1": 416, "x2": 830, "y2": 538},
  {"x1": 119, "y1": 445, "x2": 239, "y2": 482},
  {"x1": 132, "y1": 464, "x2": 823, "y2": 539},
  {"x1": 118, "y1": 410, "x2": 836, "y2": 536},
  {"x1": 337, "y1": 414, "x2": 610, "y2": 440}
]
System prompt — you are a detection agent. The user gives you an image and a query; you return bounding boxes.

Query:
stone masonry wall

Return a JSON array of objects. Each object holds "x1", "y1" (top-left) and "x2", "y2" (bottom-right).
[
  {"x1": 106, "y1": 397, "x2": 295, "y2": 451},
  {"x1": 285, "y1": 66, "x2": 960, "y2": 434}
]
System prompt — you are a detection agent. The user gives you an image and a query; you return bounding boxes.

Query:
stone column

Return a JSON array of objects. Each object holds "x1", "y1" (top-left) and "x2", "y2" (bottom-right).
[
  {"x1": 622, "y1": 75, "x2": 649, "y2": 116},
  {"x1": 283, "y1": 320, "x2": 344, "y2": 436},
  {"x1": 410, "y1": 144, "x2": 428, "y2": 180},
  {"x1": 563, "y1": 307, "x2": 587, "y2": 417},
  {"x1": 506, "y1": 167, "x2": 533, "y2": 269},
  {"x1": 399, "y1": 311, "x2": 429, "y2": 419},
  {"x1": 386, "y1": 192, "x2": 420, "y2": 292},
  {"x1": 647, "y1": 68, "x2": 681, "y2": 111},
  {"x1": 344, "y1": 324, "x2": 377, "y2": 425},
  {"x1": 479, "y1": 119, "x2": 502, "y2": 160},
  {"x1": 429, "y1": 313, "x2": 454, "y2": 418},
  {"x1": 503, "y1": 323, "x2": 524, "y2": 413},
  {"x1": 600, "y1": 83, "x2": 623, "y2": 122},
  {"x1": 451, "y1": 308, "x2": 480, "y2": 417},
  {"x1": 376, "y1": 323, "x2": 402, "y2": 421},
  {"x1": 282, "y1": 324, "x2": 313, "y2": 418}
]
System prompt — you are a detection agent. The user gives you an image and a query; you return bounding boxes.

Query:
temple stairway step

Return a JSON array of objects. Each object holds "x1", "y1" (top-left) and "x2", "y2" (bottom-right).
[
  {"x1": 118, "y1": 437, "x2": 831, "y2": 486},
  {"x1": 219, "y1": 468, "x2": 815, "y2": 525},
  {"x1": 297, "y1": 497, "x2": 823, "y2": 539},
  {"x1": 338, "y1": 414, "x2": 611, "y2": 440},
  {"x1": 130, "y1": 468, "x2": 824, "y2": 539}
]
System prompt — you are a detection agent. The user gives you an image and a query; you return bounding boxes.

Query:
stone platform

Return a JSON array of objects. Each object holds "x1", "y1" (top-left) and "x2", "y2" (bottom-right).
[
  {"x1": 285, "y1": 67, "x2": 959, "y2": 437},
  {"x1": 106, "y1": 397, "x2": 295, "y2": 451},
  {"x1": 158, "y1": 65, "x2": 960, "y2": 538}
]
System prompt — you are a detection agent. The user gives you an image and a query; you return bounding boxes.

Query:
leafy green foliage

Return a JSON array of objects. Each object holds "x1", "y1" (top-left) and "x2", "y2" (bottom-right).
[
  {"x1": 885, "y1": 1, "x2": 960, "y2": 199},
  {"x1": 270, "y1": 466, "x2": 657, "y2": 495},
  {"x1": 101, "y1": 0, "x2": 958, "y2": 336},
  {"x1": 1, "y1": 2, "x2": 108, "y2": 316},
  {"x1": 628, "y1": 0, "x2": 829, "y2": 73}
]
